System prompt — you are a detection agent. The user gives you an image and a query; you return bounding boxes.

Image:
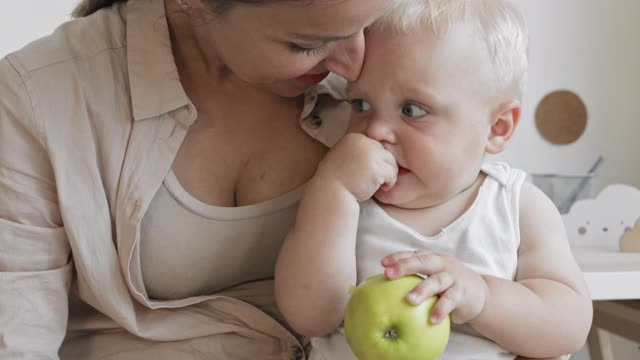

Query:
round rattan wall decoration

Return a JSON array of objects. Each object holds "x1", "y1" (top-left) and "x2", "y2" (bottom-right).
[{"x1": 535, "y1": 90, "x2": 587, "y2": 145}]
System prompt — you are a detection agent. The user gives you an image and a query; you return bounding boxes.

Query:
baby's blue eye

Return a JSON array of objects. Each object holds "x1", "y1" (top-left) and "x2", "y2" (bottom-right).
[
  {"x1": 401, "y1": 104, "x2": 428, "y2": 117},
  {"x1": 351, "y1": 99, "x2": 372, "y2": 113}
]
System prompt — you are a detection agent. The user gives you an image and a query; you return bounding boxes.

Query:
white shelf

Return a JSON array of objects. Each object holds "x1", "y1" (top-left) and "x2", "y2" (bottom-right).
[{"x1": 572, "y1": 247, "x2": 640, "y2": 300}]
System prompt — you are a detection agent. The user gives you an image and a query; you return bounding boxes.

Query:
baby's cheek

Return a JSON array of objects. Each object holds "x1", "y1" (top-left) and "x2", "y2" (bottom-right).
[{"x1": 346, "y1": 121, "x2": 365, "y2": 134}]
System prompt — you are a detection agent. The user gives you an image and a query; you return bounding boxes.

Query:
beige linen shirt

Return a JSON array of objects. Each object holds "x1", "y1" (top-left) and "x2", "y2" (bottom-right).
[{"x1": 0, "y1": 1, "x2": 349, "y2": 359}]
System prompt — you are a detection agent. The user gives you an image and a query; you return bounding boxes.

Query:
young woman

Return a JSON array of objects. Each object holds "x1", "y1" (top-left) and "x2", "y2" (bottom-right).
[{"x1": 0, "y1": 0, "x2": 392, "y2": 358}]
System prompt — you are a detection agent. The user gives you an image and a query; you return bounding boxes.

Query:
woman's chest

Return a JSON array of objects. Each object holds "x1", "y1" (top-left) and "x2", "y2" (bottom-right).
[{"x1": 172, "y1": 110, "x2": 327, "y2": 207}]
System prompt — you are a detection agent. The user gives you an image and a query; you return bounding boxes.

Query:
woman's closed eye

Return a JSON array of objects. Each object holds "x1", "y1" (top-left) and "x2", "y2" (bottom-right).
[
  {"x1": 289, "y1": 42, "x2": 330, "y2": 56},
  {"x1": 350, "y1": 99, "x2": 372, "y2": 113},
  {"x1": 401, "y1": 103, "x2": 429, "y2": 118}
]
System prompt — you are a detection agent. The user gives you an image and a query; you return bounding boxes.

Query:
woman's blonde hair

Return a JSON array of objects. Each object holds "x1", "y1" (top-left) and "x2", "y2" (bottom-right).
[{"x1": 373, "y1": 0, "x2": 528, "y2": 99}]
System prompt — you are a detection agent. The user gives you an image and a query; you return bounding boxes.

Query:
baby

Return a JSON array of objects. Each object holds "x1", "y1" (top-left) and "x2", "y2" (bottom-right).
[{"x1": 275, "y1": 0, "x2": 593, "y2": 359}]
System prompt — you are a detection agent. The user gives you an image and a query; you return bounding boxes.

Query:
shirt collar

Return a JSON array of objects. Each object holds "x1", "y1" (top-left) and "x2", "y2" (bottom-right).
[
  {"x1": 126, "y1": 0, "x2": 191, "y2": 121},
  {"x1": 300, "y1": 74, "x2": 347, "y2": 120}
]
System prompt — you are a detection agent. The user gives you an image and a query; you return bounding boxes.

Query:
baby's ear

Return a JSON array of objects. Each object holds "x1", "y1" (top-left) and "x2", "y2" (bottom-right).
[{"x1": 485, "y1": 99, "x2": 521, "y2": 154}]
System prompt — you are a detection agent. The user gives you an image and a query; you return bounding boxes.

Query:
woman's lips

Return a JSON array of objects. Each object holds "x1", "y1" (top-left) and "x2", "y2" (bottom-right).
[
  {"x1": 295, "y1": 71, "x2": 330, "y2": 86},
  {"x1": 398, "y1": 166, "x2": 411, "y2": 176}
]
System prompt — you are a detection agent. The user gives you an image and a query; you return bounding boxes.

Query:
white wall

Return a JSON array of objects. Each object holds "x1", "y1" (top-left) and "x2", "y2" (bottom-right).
[
  {"x1": 0, "y1": 0, "x2": 76, "y2": 57},
  {"x1": 499, "y1": 0, "x2": 640, "y2": 193}
]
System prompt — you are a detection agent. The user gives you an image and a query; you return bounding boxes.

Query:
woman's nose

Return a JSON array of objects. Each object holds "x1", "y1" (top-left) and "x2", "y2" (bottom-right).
[{"x1": 324, "y1": 31, "x2": 365, "y2": 81}]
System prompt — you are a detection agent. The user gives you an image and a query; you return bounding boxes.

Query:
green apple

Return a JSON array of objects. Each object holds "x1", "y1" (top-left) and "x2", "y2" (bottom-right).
[{"x1": 344, "y1": 274, "x2": 450, "y2": 360}]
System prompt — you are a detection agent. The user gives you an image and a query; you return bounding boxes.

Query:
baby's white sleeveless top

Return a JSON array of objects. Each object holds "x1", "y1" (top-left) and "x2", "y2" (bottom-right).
[{"x1": 311, "y1": 162, "x2": 527, "y2": 360}]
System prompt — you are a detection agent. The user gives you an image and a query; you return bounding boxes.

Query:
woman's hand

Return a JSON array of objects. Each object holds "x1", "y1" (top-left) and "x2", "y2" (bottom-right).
[
  {"x1": 381, "y1": 250, "x2": 489, "y2": 325},
  {"x1": 315, "y1": 133, "x2": 397, "y2": 202}
]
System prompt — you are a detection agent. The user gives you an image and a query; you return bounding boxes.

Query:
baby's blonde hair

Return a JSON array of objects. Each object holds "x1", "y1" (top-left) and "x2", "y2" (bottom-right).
[{"x1": 372, "y1": 0, "x2": 528, "y2": 100}]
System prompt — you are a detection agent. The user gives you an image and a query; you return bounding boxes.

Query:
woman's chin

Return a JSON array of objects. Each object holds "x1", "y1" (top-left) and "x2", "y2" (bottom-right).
[{"x1": 260, "y1": 80, "x2": 309, "y2": 98}]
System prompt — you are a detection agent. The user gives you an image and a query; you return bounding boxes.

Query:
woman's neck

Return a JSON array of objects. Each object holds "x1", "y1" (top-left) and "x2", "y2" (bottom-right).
[
  {"x1": 165, "y1": 0, "x2": 232, "y2": 86},
  {"x1": 165, "y1": 0, "x2": 299, "y2": 110}
]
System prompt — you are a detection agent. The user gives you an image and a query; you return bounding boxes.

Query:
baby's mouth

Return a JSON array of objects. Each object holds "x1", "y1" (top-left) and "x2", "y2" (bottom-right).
[{"x1": 398, "y1": 166, "x2": 411, "y2": 176}]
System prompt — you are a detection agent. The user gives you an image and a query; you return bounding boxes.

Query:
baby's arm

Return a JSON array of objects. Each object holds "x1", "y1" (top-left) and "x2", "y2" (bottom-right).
[
  {"x1": 469, "y1": 182, "x2": 593, "y2": 357},
  {"x1": 275, "y1": 134, "x2": 397, "y2": 336}
]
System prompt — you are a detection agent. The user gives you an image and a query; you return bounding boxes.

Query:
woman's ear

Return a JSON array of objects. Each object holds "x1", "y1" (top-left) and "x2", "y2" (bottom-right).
[{"x1": 485, "y1": 99, "x2": 521, "y2": 154}]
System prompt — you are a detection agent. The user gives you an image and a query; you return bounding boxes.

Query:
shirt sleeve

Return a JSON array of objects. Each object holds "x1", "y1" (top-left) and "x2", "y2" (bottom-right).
[
  {"x1": 299, "y1": 74, "x2": 351, "y2": 148},
  {"x1": 0, "y1": 57, "x2": 72, "y2": 359}
]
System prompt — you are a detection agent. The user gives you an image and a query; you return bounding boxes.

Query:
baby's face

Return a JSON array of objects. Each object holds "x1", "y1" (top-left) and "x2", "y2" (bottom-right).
[{"x1": 346, "y1": 24, "x2": 500, "y2": 209}]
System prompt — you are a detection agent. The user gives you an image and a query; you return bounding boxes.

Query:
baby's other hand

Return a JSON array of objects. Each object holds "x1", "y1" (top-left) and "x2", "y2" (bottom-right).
[{"x1": 381, "y1": 250, "x2": 488, "y2": 325}]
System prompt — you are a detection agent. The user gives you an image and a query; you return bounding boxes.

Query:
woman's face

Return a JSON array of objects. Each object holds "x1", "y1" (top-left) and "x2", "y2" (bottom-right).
[{"x1": 197, "y1": 0, "x2": 393, "y2": 97}]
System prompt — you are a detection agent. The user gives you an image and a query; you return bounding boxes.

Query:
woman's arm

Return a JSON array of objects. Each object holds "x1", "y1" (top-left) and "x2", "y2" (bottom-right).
[
  {"x1": 0, "y1": 57, "x2": 72, "y2": 359},
  {"x1": 468, "y1": 182, "x2": 593, "y2": 357},
  {"x1": 275, "y1": 133, "x2": 397, "y2": 336}
]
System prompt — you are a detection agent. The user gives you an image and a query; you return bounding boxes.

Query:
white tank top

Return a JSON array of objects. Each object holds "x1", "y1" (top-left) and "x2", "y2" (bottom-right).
[
  {"x1": 311, "y1": 162, "x2": 527, "y2": 360},
  {"x1": 139, "y1": 169, "x2": 304, "y2": 301}
]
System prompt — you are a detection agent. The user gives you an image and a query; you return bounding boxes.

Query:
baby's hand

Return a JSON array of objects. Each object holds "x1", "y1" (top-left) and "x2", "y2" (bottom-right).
[
  {"x1": 315, "y1": 133, "x2": 397, "y2": 202},
  {"x1": 381, "y1": 250, "x2": 488, "y2": 325}
]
